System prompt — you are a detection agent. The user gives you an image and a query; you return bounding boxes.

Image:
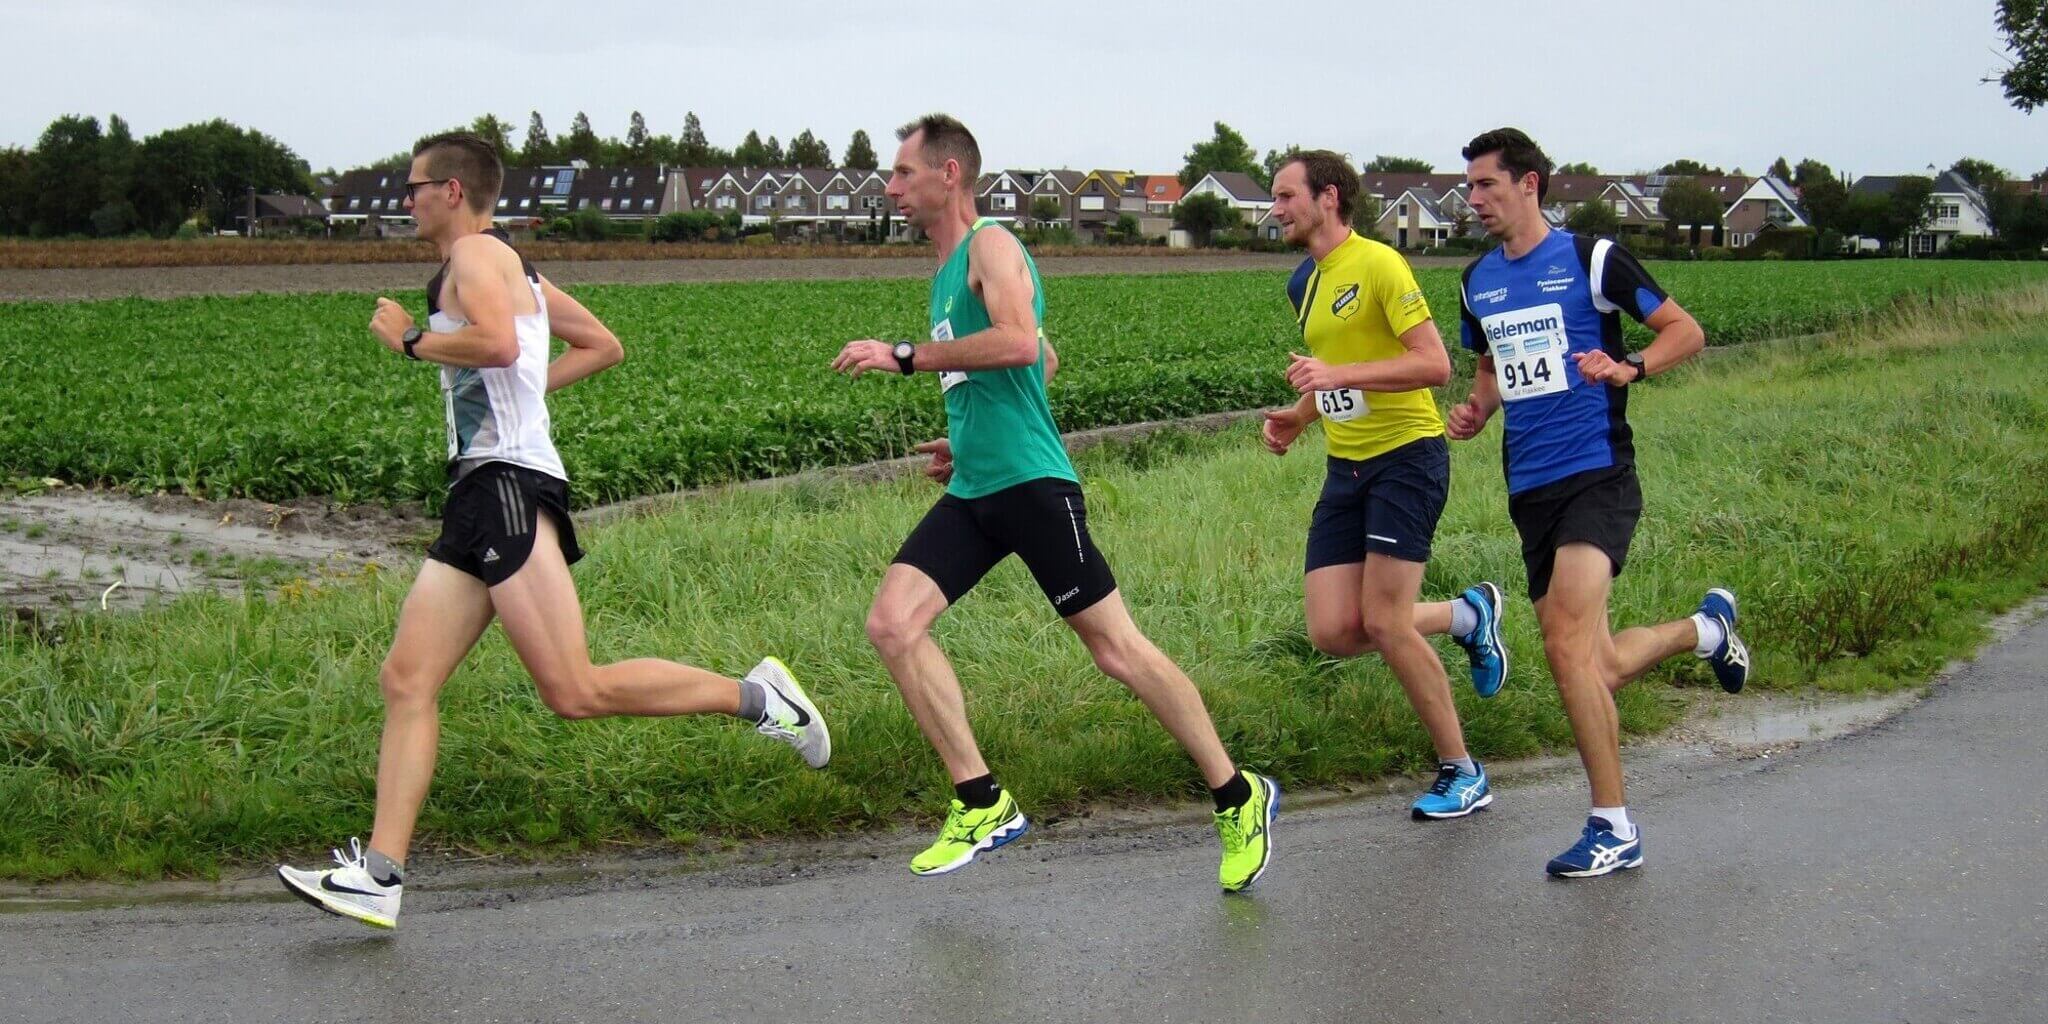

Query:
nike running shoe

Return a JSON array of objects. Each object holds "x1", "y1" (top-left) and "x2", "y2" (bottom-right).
[
  {"x1": 747, "y1": 656, "x2": 831, "y2": 768},
  {"x1": 1411, "y1": 761, "x2": 1493, "y2": 820},
  {"x1": 910, "y1": 789, "x2": 1029, "y2": 876},
  {"x1": 277, "y1": 837, "x2": 402, "y2": 929},
  {"x1": 1545, "y1": 817, "x2": 1645, "y2": 878},
  {"x1": 1454, "y1": 582, "x2": 1509, "y2": 698},
  {"x1": 1215, "y1": 770, "x2": 1281, "y2": 893},
  {"x1": 1698, "y1": 588, "x2": 1750, "y2": 694}
]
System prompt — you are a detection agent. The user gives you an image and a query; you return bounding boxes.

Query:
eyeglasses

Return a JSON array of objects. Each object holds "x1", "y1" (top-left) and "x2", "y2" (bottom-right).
[{"x1": 403, "y1": 178, "x2": 452, "y2": 200}]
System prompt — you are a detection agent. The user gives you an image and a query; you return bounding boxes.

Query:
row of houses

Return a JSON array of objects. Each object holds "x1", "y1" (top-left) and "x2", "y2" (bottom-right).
[{"x1": 304, "y1": 161, "x2": 1996, "y2": 253}]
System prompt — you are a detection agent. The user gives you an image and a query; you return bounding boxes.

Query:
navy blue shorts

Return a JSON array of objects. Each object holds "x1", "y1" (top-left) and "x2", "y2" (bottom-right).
[
  {"x1": 1507, "y1": 463, "x2": 1642, "y2": 602},
  {"x1": 1304, "y1": 436, "x2": 1450, "y2": 572}
]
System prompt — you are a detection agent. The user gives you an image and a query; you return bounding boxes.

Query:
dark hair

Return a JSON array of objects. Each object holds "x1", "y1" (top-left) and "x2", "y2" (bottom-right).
[
  {"x1": 1462, "y1": 128, "x2": 1552, "y2": 201},
  {"x1": 1282, "y1": 149, "x2": 1359, "y2": 220},
  {"x1": 895, "y1": 113, "x2": 981, "y2": 186},
  {"x1": 412, "y1": 132, "x2": 503, "y2": 213}
]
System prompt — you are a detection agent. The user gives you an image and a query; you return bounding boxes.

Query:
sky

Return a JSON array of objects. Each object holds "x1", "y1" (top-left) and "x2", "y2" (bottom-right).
[{"x1": 5, "y1": 0, "x2": 2041, "y2": 180}]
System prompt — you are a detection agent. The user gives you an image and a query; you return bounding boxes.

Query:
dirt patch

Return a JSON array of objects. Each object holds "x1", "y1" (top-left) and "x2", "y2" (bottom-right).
[{"x1": 0, "y1": 488, "x2": 426, "y2": 615}]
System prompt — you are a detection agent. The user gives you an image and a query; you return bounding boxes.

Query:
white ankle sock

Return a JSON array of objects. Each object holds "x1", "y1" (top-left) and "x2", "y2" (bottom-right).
[
  {"x1": 1445, "y1": 756, "x2": 1478, "y2": 775},
  {"x1": 1691, "y1": 613, "x2": 1725, "y2": 658},
  {"x1": 1590, "y1": 806, "x2": 1635, "y2": 840},
  {"x1": 1448, "y1": 597, "x2": 1479, "y2": 640}
]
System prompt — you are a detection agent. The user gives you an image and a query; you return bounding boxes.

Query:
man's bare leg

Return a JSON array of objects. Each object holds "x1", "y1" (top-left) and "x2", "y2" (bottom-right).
[
  {"x1": 1303, "y1": 561, "x2": 1461, "y2": 658},
  {"x1": 1357, "y1": 555, "x2": 1468, "y2": 762},
  {"x1": 1064, "y1": 590, "x2": 1235, "y2": 789},
  {"x1": 862, "y1": 563, "x2": 988, "y2": 783},
  {"x1": 367, "y1": 559, "x2": 495, "y2": 866}
]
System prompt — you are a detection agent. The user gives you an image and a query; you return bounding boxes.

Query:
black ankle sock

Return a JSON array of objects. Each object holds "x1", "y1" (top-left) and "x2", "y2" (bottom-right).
[
  {"x1": 1211, "y1": 771, "x2": 1252, "y2": 812},
  {"x1": 954, "y1": 774, "x2": 1001, "y2": 809}
]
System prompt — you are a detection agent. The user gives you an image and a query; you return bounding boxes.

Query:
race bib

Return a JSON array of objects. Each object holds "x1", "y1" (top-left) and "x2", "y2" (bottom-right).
[
  {"x1": 1481, "y1": 303, "x2": 1571, "y2": 403},
  {"x1": 1315, "y1": 388, "x2": 1368, "y2": 422},
  {"x1": 931, "y1": 318, "x2": 967, "y2": 393}
]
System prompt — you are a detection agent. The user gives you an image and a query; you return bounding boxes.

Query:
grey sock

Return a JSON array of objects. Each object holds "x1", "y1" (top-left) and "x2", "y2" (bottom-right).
[
  {"x1": 1445, "y1": 756, "x2": 1478, "y2": 775},
  {"x1": 366, "y1": 848, "x2": 403, "y2": 886},
  {"x1": 736, "y1": 677, "x2": 767, "y2": 723}
]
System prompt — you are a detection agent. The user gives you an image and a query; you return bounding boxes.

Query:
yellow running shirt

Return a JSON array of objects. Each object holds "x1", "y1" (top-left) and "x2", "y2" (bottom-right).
[{"x1": 1287, "y1": 232, "x2": 1445, "y2": 461}]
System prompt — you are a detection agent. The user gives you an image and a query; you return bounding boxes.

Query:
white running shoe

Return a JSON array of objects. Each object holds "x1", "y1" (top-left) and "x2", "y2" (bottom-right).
[
  {"x1": 748, "y1": 656, "x2": 831, "y2": 769},
  {"x1": 277, "y1": 838, "x2": 402, "y2": 929}
]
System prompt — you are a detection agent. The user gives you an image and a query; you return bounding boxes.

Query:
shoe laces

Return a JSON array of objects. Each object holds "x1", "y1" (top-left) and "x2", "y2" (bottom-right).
[
  {"x1": 939, "y1": 801, "x2": 985, "y2": 844},
  {"x1": 756, "y1": 716, "x2": 797, "y2": 742},
  {"x1": 331, "y1": 836, "x2": 369, "y2": 871},
  {"x1": 1426, "y1": 764, "x2": 1462, "y2": 796},
  {"x1": 1214, "y1": 806, "x2": 1248, "y2": 855}
]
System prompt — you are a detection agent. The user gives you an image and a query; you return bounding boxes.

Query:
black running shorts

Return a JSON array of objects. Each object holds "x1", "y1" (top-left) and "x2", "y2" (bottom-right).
[
  {"x1": 892, "y1": 476, "x2": 1118, "y2": 616},
  {"x1": 1304, "y1": 436, "x2": 1451, "y2": 572},
  {"x1": 1507, "y1": 464, "x2": 1642, "y2": 602},
  {"x1": 427, "y1": 461, "x2": 583, "y2": 587}
]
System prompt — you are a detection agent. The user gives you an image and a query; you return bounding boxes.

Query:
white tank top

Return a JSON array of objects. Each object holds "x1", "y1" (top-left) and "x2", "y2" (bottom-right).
[{"x1": 426, "y1": 233, "x2": 567, "y2": 484}]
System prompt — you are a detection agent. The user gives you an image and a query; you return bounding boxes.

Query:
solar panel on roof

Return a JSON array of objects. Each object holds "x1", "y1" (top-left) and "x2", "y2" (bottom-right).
[{"x1": 555, "y1": 169, "x2": 575, "y2": 195}]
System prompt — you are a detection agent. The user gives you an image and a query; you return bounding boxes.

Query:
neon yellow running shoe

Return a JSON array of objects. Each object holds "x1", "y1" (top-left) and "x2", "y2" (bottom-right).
[
  {"x1": 1215, "y1": 771, "x2": 1280, "y2": 892},
  {"x1": 909, "y1": 790, "x2": 1029, "y2": 876}
]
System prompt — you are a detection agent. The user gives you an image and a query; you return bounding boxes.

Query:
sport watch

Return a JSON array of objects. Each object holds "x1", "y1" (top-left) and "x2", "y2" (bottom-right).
[
  {"x1": 893, "y1": 341, "x2": 916, "y2": 376},
  {"x1": 401, "y1": 326, "x2": 424, "y2": 360},
  {"x1": 1623, "y1": 351, "x2": 1647, "y2": 382}
]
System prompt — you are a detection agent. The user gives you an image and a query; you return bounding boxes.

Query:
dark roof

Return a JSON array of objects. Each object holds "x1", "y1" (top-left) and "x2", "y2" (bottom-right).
[
  {"x1": 1204, "y1": 171, "x2": 1272, "y2": 202},
  {"x1": 256, "y1": 194, "x2": 328, "y2": 219}
]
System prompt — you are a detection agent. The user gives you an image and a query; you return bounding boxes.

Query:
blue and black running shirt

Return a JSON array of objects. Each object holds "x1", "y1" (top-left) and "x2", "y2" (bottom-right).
[{"x1": 1458, "y1": 229, "x2": 1668, "y2": 495}]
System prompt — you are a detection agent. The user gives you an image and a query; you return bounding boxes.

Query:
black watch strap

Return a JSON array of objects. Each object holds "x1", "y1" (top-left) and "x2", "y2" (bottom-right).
[
  {"x1": 893, "y1": 342, "x2": 916, "y2": 376},
  {"x1": 402, "y1": 327, "x2": 423, "y2": 360},
  {"x1": 1624, "y1": 352, "x2": 1647, "y2": 381}
]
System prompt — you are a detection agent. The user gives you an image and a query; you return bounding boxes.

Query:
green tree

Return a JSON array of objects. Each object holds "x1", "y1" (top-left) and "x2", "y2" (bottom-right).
[
  {"x1": 1767, "y1": 156, "x2": 1792, "y2": 180},
  {"x1": 677, "y1": 112, "x2": 716, "y2": 165},
  {"x1": 1351, "y1": 193, "x2": 1384, "y2": 238},
  {"x1": 843, "y1": 129, "x2": 878, "y2": 170},
  {"x1": 787, "y1": 129, "x2": 831, "y2": 168},
  {"x1": 1261, "y1": 144, "x2": 1302, "y2": 186},
  {"x1": 765, "y1": 135, "x2": 786, "y2": 165},
  {"x1": 625, "y1": 111, "x2": 651, "y2": 162},
  {"x1": 1171, "y1": 191, "x2": 1241, "y2": 245},
  {"x1": 1886, "y1": 176, "x2": 1938, "y2": 248},
  {"x1": 467, "y1": 114, "x2": 515, "y2": 162},
  {"x1": 734, "y1": 130, "x2": 770, "y2": 166},
  {"x1": 561, "y1": 112, "x2": 600, "y2": 163},
  {"x1": 1556, "y1": 161, "x2": 1600, "y2": 176},
  {"x1": 1362, "y1": 154, "x2": 1432, "y2": 173},
  {"x1": 522, "y1": 111, "x2": 552, "y2": 165},
  {"x1": 1798, "y1": 173, "x2": 1850, "y2": 235},
  {"x1": 1178, "y1": 121, "x2": 1260, "y2": 189},
  {"x1": 1992, "y1": 0, "x2": 2048, "y2": 111},
  {"x1": 1949, "y1": 156, "x2": 2008, "y2": 189},
  {"x1": 1658, "y1": 158, "x2": 1726, "y2": 176},
  {"x1": 32, "y1": 114, "x2": 106, "y2": 235},
  {"x1": 0, "y1": 147, "x2": 37, "y2": 235},
  {"x1": 1030, "y1": 195, "x2": 1064, "y2": 225},
  {"x1": 1660, "y1": 177, "x2": 1725, "y2": 247},
  {"x1": 1793, "y1": 158, "x2": 1834, "y2": 189},
  {"x1": 1566, "y1": 198, "x2": 1623, "y2": 237},
  {"x1": 95, "y1": 114, "x2": 140, "y2": 235},
  {"x1": 130, "y1": 119, "x2": 311, "y2": 234}
]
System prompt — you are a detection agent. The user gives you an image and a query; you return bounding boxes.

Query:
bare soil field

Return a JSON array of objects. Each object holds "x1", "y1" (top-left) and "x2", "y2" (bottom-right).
[{"x1": 0, "y1": 252, "x2": 1330, "y2": 302}]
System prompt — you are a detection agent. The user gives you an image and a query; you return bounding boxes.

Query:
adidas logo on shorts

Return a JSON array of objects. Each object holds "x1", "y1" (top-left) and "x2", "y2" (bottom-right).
[{"x1": 482, "y1": 547, "x2": 500, "y2": 564}]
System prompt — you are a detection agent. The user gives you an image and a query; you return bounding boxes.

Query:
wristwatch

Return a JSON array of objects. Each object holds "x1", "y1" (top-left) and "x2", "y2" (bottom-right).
[
  {"x1": 401, "y1": 326, "x2": 424, "y2": 360},
  {"x1": 893, "y1": 341, "x2": 916, "y2": 376},
  {"x1": 1623, "y1": 352, "x2": 1647, "y2": 382}
]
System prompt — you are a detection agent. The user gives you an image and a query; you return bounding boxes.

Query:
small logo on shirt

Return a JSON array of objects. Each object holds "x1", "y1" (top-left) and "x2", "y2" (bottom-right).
[
  {"x1": 1538, "y1": 276, "x2": 1577, "y2": 293},
  {"x1": 1546, "y1": 264, "x2": 1567, "y2": 275},
  {"x1": 1472, "y1": 286, "x2": 1510, "y2": 305},
  {"x1": 1331, "y1": 283, "x2": 1360, "y2": 320}
]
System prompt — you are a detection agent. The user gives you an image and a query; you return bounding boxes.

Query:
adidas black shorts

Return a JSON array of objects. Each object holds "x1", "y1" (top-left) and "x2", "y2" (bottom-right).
[{"x1": 427, "y1": 461, "x2": 583, "y2": 587}]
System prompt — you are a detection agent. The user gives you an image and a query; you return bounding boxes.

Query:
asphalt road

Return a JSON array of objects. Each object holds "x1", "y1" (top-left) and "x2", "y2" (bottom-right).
[{"x1": 6, "y1": 614, "x2": 2045, "y2": 1024}]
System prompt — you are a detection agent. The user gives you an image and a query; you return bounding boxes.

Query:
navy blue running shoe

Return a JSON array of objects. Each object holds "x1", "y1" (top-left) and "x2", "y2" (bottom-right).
[
  {"x1": 1698, "y1": 588, "x2": 1750, "y2": 693},
  {"x1": 1546, "y1": 817, "x2": 1645, "y2": 878}
]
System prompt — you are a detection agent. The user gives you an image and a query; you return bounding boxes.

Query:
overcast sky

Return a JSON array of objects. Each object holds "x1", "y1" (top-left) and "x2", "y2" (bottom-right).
[{"x1": 6, "y1": 0, "x2": 2040, "y2": 180}]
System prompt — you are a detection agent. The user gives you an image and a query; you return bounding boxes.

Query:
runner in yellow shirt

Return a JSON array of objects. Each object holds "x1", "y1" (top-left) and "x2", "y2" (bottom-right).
[{"x1": 1261, "y1": 150, "x2": 1510, "y2": 820}]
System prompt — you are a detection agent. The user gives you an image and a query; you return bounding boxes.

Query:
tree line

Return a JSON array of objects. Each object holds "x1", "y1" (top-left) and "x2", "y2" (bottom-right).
[
  {"x1": 0, "y1": 115, "x2": 311, "y2": 237},
  {"x1": 385, "y1": 112, "x2": 880, "y2": 175}
]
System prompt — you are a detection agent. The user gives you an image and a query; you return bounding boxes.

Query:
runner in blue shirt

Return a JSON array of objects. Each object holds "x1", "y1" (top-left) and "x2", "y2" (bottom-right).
[{"x1": 1447, "y1": 128, "x2": 1753, "y2": 878}]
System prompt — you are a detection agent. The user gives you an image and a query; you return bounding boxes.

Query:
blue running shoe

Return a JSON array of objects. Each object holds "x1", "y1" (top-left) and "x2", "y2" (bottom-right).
[
  {"x1": 1698, "y1": 587, "x2": 1750, "y2": 694},
  {"x1": 1545, "y1": 817, "x2": 1644, "y2": 878},
  {"x1": 1411, "y1": 762, "x2": 1492, "y2": 820},
  {"x1": 1454, "y1": 582, "x2": 1508, "y2": 698}
]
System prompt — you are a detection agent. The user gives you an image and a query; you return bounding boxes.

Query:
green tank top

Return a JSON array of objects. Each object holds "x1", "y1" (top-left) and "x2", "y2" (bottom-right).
[{"x1": 928, "y1": 218, "x2": 1076, "y2": 499}]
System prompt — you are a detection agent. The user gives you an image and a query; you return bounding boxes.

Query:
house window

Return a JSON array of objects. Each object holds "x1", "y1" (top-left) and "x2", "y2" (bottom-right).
[
  {"x1": 716, "y1": 196, "x2": 736, "y2": 209},
  {"x1": 379, "y1": 175, "x2": 389, "y2": 187},
  {"x1": 1079, "y1": 196, "x2": 1105, "y2": 211},
  {"x1": 601, "y1": 198, "x2": 612, "y2": 211},
  {"x1": 699, "y1": 178, "x2": 713, "y2": 189},
  {"x1": 786, "y1": 195, "x2": 803, "y2": 209},
  {"x1": 991, "y1": 194, "x2": 1016, "y2": 211},
  {"x1": 643, "y1": 198, "x2": 654, "y2": 211},
  {"x1": 625, "y1": 176, "x2": 635, "y2": 188},
  {"x1": 862, "y1": 196, "x2": 885, "y2": 210},
  {"x1": 609, "y1": 175, "x2": 619, "y2": 187},
  {"x1": 530, "y1": 174, "x2": 539, "y2": 187},
  {"x1": 755, "y1": 195, "x2": 773, "y2": 209},
  {"x1": 827, "y1": 194, "x2": 850, "y2": 210},
  {"x1": 1398, "y1": 203, "x2": 1409, "y2": 216},
  {"x1": 543, "y1": 176, "x2": 554, "y2": 189}
]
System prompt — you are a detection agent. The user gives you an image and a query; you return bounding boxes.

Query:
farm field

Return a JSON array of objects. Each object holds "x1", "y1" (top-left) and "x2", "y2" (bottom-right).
[
  {"x1": 4, "y1": 289, "x2": 2047, "y2": 879},
  {"x1": 3, "y1": 260, "x2": 2043, "y2": 508}
]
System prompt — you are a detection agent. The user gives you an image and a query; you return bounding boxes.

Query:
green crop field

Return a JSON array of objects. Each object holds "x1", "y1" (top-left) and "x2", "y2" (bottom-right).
[{"x1": 3, "y1": 261, "x2": 2043, "y2": 507}]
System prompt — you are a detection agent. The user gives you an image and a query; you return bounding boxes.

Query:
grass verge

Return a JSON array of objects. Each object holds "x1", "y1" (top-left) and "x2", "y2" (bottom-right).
[{"x1": 3, "y1": 289, "x2": 2047, "y2": 880}]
